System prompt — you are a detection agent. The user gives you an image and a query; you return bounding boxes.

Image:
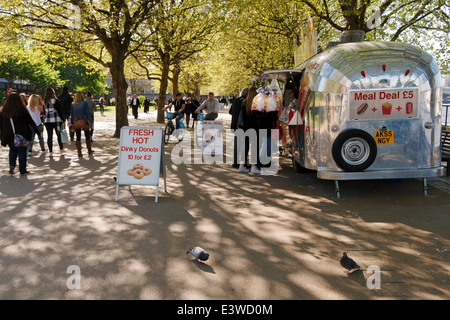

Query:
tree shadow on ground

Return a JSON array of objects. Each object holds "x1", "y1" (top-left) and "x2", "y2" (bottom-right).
[{"x1": 0, "y1": 114, "x2": 448, "y2": 299}]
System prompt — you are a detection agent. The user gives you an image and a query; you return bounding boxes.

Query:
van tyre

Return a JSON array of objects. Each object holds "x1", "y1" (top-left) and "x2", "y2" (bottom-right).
[{"x1": 332, "y1": 129, "x2": 377, "y2": 172}]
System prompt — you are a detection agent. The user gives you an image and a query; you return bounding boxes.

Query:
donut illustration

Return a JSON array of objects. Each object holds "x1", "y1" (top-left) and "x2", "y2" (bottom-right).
[
  {"x1": 133, "y1": 169, "x2": 144, "y2": 180},
  {"x1": 127, "y1": 163, "x2": 152, "y2": 180}
]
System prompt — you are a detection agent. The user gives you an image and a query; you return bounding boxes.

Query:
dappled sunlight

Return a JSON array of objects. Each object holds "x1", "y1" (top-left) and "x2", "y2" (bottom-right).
[
  {"x1": 288, "y1": 271, "x2": 349, "y2": 300},
  {"x1": 0, "y1": 112, "x2": 448, "y2": 299}
]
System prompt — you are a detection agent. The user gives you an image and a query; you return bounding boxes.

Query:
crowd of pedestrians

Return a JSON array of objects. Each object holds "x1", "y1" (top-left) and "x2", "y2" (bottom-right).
[
  {"x1": 1, "y1": 86, "x2": 282, "y2": 176},
  {"x1": 0, "y1": 87, "x2": 98, "y2": 175}
]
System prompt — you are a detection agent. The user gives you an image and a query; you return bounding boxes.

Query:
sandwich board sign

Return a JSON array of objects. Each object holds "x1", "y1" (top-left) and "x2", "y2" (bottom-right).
[
  {"x1": 201, "y1": 120, "x2": 223, "y2": 156},
  {"x1": 115, "y1": 126, "x2": 166, "y2": 202}
]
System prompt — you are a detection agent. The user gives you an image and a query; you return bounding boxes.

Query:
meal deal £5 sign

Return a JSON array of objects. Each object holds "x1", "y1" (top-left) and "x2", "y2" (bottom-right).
[
  {"x1": 201, "y1": 121, "x2": 223, "y2": 156},
  {"x1": 349, "y1": 88, "x2": 419, "y2": 120},
  {"x1": 116, "y1": 127, "x2": 163, "y2": 187}
]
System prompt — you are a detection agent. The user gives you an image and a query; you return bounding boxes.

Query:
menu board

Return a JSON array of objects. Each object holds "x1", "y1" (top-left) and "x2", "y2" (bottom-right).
[{"x1": 349, "y1": 88, "x2": 419, "y2": 120}]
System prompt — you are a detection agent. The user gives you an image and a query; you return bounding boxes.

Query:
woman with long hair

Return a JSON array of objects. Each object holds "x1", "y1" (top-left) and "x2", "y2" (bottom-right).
[
  {"x1": 0, "y1": 93, "x2": 41, "y2": 175},
  {"x1": 71, "y1": 92, "x2": 93, "y2": 157},
  {"x1": 26, "y1": 94, "x2": 46, "y2": 155},
  {"x1": 238, "y1": 86, "x2": 260, "y2": 174},
  {"x1": 43, "y1": 87, "x2": 66, "y2": 158}
]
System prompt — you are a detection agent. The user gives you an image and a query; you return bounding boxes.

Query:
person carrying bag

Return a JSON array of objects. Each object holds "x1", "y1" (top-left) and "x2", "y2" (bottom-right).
[
  {"x1": 70, "y1": 92, "x2": 94, "y2": 158},
  {"x1": 0, "y1": 93, "x2": 41, "y2": 175},
  {"x1": 42, "y1": 87, "x2": 66, "y2": 158}
]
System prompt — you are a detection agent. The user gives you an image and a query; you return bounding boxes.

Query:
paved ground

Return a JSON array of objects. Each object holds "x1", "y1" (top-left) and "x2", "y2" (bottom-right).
[{"x1": 0, "y1": 109, "x2": 448, "y2": 300}]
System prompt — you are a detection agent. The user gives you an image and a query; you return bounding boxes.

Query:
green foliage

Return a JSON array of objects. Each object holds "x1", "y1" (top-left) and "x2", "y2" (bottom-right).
[
  {"x1": 296, "y1": 0, "x2": 449, "y2": 71},
  {"x1": 0, "y1": 42, "x2": 108, "y2": 94},
  {"x1": 0, "y1": 45, "x2": 61, "y2": 92},
  {"x1": 137, "y1": 95, "x2": 146, "y2": 105},
  {"x1": 57, "y1": 63, "x2": 108, "y2": 95},
  {"x1": 1, "y1": 0, "x2": 447, "y2": 104}
]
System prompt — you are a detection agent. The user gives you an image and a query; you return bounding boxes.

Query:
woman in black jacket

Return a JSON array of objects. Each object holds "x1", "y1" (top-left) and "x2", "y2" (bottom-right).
[
  {"x1": 256, "y1": 110, "x2": 278, "y2": 168},
  {"x1": 191, "y1": 95, "x2": 200, "y2": 128},
  {"x1": 42, "y1": 87, "x2": 66, "y2": 157},
  {"x1": 238, "y1": 87, "x2": 261, "y2": 174},
  {"x1": 0, "y1": 93, "x2": 41, "y2": 175}
]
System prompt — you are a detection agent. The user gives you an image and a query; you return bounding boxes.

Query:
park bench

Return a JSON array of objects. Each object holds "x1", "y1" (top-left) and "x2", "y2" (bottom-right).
[{"x1": 442, "y1": 129, "x2": 450, "y2": 177}]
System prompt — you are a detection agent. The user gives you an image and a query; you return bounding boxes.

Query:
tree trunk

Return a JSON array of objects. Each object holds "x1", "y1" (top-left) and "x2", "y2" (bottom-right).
[
  {"x1": 110, "y1": 52, "x2": 129, "y2": 138},
  {"x1": 157, "y1": 53, "x2": 171, "y2": 124},
  {"x1": 194, "y1": 84, "x2": 200, "y2": 98},
  {"x1": 172, "y1": 64, "x2": 180, "y2": 96}
]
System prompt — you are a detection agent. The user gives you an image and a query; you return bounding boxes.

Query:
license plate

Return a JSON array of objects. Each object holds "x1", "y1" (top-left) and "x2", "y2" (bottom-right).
[{"x1": 374, "y1": 130, "x2": 394, "y2": 145}]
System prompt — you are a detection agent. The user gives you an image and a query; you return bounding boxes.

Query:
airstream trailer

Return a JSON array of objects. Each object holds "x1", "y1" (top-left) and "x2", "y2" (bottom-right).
[{"x1": 266, "y1": 41, "x2": 445, "y2": 197}]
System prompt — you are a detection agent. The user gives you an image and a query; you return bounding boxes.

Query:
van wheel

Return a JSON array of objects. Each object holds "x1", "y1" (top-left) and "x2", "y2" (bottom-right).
[{"x1": 332, "y1": 129, "x2": 377, "y2": 172}]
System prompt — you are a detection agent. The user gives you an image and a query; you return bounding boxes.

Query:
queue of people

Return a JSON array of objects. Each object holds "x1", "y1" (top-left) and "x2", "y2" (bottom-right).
[
  {"x1": 0, "y1": 87, "x2": 98, "y2": 175},
  {"x1": 229, "y1": 86, "x2": 281, "y2": 175},
  {"x1": 161, "y1": 89, "x2": 280, "y2": 175},
  {"x1": 160, "y1": 89, "x2": 280, "y2": 176}
]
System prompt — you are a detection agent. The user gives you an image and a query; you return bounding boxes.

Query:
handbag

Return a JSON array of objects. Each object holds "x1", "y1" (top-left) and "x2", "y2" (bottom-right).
[
  {"x1": 60, "y1": 123, "x2": 68, "y2": 144},
  {"x1": 10, "y1": 118, "x2": 31, "y2": 148},
  {"x1": 72, "y1": 104, "x2": 88, "y2": 130}
]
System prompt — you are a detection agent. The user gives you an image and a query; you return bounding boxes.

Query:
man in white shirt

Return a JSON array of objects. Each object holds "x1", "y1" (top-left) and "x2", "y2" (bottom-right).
[
  {"x1": 195, "y1": 92, "x2": 219, "y2": 120},
  {"x1": 130, "y1": 94, "x2": 140, "y2": 119}
]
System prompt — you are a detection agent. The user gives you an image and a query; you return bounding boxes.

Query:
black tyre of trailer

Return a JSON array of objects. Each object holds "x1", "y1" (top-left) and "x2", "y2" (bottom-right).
[{"x1": 332, "y1": 129, "x2": 377, "y2": 172}]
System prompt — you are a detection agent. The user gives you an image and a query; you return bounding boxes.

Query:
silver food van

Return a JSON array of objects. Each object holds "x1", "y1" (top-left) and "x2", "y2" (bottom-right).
[{"x1": 265, "y1": 41, "x2": 444, "y2": 197}]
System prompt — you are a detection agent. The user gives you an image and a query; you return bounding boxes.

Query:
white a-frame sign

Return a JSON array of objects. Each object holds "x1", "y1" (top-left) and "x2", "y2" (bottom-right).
[{"x1": 115, "y1": 127, "x2": 167, "y2": 202}]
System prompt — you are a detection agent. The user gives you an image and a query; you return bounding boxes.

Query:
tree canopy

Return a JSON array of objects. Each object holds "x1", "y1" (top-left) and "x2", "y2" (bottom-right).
[
  {"x1": 0, "y1": 44, "x2": 61, "y2": 92},
  {"x1": 0, "y1": 0, "x2": 448, "y2": 132},
  {"x1": 129, "y1": 0, "x2": 222, "y2": 122},
  {"x1": 0, "y1": 0, "x2": 160, "y2": 137}
]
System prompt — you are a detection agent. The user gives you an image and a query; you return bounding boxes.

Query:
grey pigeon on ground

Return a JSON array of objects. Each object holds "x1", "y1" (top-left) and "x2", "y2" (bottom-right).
[
  {"x1": 187, "y1": 246, "x2": 209, "y2": 262},
  {"x1": 340, "y1": 252, "x2": 360, "y2": 275}
]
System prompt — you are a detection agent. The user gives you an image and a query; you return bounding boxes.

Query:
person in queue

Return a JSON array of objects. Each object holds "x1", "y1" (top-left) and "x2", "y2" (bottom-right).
[{"x1": 229, "y1": 87, "x2": 248, "y2": 168}]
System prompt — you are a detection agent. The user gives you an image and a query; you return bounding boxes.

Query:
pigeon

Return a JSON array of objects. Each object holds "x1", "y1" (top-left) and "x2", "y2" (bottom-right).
[
  {"x1": 340, "y1": 252, "x2": 360, "y2": 275},
  {"x1": 187, "y1": 246, "x2": 209, "y2": 262}
]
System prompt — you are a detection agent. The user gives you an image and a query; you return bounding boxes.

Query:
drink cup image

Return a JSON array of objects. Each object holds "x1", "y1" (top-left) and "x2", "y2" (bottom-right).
[
  {"x1": 382, "y1": 102, "x2": 393, "y2": 115},
  {"x1": 406, "y1": 102, "x2": 413, "y2": 114}
]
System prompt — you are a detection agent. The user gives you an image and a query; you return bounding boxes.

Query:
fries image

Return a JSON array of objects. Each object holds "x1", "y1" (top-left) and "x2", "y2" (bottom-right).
[{"x1": 382, "y1": 102, "x2": 392, "y2": 115}]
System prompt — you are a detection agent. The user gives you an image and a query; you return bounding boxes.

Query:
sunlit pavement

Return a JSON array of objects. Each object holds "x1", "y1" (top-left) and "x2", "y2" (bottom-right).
[{"x1": 0, "y1": 109, "x2": 448, "y2": 300}]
